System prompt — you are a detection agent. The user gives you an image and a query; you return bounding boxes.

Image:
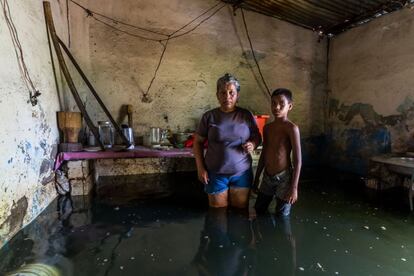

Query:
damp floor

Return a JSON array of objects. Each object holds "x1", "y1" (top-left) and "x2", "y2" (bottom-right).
[{"x1": 1, "y1": 170, "x2": 414, "y2": 276}]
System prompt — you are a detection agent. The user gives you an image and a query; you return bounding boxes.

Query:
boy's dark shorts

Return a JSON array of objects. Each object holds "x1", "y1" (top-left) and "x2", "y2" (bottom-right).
[
  {"x1": 260, "y1": 169, "x2": 292, "y2": 198},
  {"x1": 255, "y1": 169, "x2": 292, "y2": 216}
]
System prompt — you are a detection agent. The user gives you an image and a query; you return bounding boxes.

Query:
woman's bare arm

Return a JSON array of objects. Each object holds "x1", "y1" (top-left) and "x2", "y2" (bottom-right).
[{"x1": 193, "y1": 133, "x2": 209, "y2": 184}]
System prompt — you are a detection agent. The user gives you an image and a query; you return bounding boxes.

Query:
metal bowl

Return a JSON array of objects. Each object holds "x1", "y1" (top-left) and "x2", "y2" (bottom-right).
[{"x1": 173, "y1": 132, "x2": 192, "y2": 144}]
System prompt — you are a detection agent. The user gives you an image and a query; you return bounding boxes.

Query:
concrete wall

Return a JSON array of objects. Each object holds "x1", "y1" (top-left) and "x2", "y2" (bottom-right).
[
  {"x1": 328, "y1": 8, "x2": 414, "y2": 175},
  {"x1": 69, "y1": 0, "x2": 327, "y2": 159},
  {"x1": 0, "y1": 0, "x2": 67, "y2": 247},
  {"x1": 0, "y1": 0, "x2": 327, "y2": 247}
]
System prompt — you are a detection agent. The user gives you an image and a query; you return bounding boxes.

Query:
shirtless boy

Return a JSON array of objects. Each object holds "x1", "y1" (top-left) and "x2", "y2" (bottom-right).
[{"x1": 253, "y1": 88, "x2": 302, "y2": 216}]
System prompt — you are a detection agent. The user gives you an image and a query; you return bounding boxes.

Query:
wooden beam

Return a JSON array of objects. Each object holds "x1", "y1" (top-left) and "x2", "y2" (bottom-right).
[{"x1": 43, "y1": 1, "x2": 104, "y2": 149}]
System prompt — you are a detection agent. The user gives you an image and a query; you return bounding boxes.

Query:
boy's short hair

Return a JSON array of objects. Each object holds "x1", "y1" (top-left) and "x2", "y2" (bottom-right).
[
  {"x1": 217, "y1": 73, "x2": 240, "y2": 93},
  {"x1": 272, "y1": 88, "x2": 292, "y2": 103}
]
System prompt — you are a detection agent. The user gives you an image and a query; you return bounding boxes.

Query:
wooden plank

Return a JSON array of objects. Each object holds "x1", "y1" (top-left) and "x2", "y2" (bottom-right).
[{"x1": 43, "y1": 1, "x2": 105, "y2": 150}]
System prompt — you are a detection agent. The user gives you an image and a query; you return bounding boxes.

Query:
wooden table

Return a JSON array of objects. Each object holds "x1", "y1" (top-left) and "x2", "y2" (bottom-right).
[{"x1": 371, "y1": 155, "x2": 414, "y2": 211}]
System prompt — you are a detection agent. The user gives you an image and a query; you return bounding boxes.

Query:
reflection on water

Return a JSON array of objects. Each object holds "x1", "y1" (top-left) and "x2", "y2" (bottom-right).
[
  {"x1": 251, "y1": 214, "x2": 296, "y2": 276},
  {"x1": 193, "y1": 208, "x2": 255, "y2": 275},
  {"x1": 193, "y1": 208, "x2": 297, "y2": 276},
  {"x1": 1, "y1": 171, "x2": 414, "y2": 275}
]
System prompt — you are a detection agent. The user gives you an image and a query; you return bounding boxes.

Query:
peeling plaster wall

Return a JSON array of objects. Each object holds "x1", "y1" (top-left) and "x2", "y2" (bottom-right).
[
  {"x1": 0, "y1": 0, "x2": 326, "y2": 248},
  {"x1": 328, "y1": 8, "x2": 414, "y2": 175},
  {"x1": 69, "y1": 0, "x2": 327, "y2": 160},
  {"x1": 0, "y1": 0, "x2": 67, "y2": 247}
]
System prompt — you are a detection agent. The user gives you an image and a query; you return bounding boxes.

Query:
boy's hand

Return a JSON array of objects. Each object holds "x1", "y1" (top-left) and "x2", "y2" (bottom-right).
[
  {"x1": 252, "y1": 186, "x2": 259, "y2": 194},
  {"x1": 252, "y1": 177, "x2": 260, "y2": 194},
  {"x1": 197, "y1": 168, "x2": 209, "y2": 184},
  {"x1": 284, "y1": 188, "x2": 298, "y2": 204}
]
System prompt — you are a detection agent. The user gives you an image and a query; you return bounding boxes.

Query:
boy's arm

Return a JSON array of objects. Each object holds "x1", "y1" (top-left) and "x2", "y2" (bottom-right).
[{"x1": 286, "y1": 124, "x2": 302, "y2": 204}]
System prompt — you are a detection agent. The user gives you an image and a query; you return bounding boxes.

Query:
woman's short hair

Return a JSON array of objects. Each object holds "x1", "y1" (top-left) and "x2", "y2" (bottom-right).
[{"x1": 217, "y1": 73, "x2": 240, "y2": 93}]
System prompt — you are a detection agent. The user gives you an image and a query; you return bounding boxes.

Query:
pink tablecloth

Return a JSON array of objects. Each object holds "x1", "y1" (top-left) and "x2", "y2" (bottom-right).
[{"x1": 54, "y1": 146, "x2": 194, "y2": 170}]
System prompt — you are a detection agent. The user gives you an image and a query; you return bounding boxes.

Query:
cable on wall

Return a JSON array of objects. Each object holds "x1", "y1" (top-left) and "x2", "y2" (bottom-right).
[
  {"x1": 70, "y1": 0, "x2": 170, "y2": 38},
  {"x1": 1, "y1": 0, "x2": 41, "y2": 106},
  {"x1": 240, "y1": 7, "x2": 271, "y2": 96},
  {"x1": 141, "y1": 3, "x2": 225, "y2": 101},
  {"x1": 168, "y1": 2, "x2": 225, "y2": 40},
  {"x1": 69, "y1": 0, "x2": 225, "y2": 42},
  {"x1": 142, "y1": 39, "x2": 169, "y2": 102},
  {"x1": 66, "y1": 0, "x2": 71, "y2": 47}
]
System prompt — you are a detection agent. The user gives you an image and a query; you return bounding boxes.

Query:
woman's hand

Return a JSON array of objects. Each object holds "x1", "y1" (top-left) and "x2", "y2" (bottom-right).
[
  {"x1": 242, "y1": 141, "x2": 255, "y2": 154},
  {"x1": 197, "y1": 168, "x2": 209, "y2": 184},
  {"x1": 193, "y1": 133, "x2": 209, "y2": 185}
]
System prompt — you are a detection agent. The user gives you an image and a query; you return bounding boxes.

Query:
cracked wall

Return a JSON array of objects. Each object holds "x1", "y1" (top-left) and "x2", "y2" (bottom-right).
[
  {"x1": 0, "y1": 0, "x2": 67, "y2": 247},
  {"x1": 328, "y1": 8, "x2": 414, "y2": 175}
]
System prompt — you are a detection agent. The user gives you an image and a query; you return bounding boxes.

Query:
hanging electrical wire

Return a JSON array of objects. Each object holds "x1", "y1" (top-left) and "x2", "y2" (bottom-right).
[
  {"x1": 90, "y1": 15, "x2": 164, "y2": 42},
  {"x1": 240, "y1": 7, "x2": 271, "y2": 96},
  {"x1": 141, "y1": 2, "x2": 226, "y2": 100},
  {"x1": 69, "y1": 0, "x2": 226, "y2": 100},
  {"x1": 69, "y1": 0, "x2": 225, "y2": 42},
  {"x1": 142, "y1": 39, "x2": 170, "y2": 102},
  {"x1": 168, "y1": 4, "x2": 225, "y2": 40},
  {"x1": 66, "y1": 0, "x2": 71, "y2": 47},
  {"x1": 1, "y1": 0, "x2": 41, "y2": 106},
  {"x1": 70, "y1": 0, "x2": 170, "y2": 38},
  {"x1": 168, "y1": 2, "x2": 224, "y2": 38}
]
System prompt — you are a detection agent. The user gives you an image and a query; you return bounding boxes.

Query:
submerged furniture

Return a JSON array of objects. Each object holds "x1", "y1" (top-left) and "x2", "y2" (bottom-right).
[
  {"x1": 370, "y1": 155, "x2": 414, "y2": 211},
  {"x1": 54, "y1": 146, "x2": 195, "y2": 196}
]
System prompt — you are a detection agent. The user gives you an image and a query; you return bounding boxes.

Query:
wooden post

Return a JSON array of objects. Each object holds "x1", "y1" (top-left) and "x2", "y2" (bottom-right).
[
  {"x1": 57, "y1": 37, "x2": 130, "y2": 146},
  {"x1": 43, "y1": 1, "x2": 105, "y2": 150}
]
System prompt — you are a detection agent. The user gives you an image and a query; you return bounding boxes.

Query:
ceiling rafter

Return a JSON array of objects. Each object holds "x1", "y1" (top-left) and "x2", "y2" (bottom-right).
[{"x1": 223, "y1": 0, "x2": 412, "y2": 36}]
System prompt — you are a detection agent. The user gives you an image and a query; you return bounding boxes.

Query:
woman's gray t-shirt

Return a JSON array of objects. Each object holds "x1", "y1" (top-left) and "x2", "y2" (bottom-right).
[{"x1": 196, "y1": 107, "x2": 260, "y2": 175}]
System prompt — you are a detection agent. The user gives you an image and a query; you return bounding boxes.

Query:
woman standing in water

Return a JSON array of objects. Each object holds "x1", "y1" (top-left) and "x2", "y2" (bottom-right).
[{"x1": 193, "y1": 73, "x2": 261, "y2": 208}]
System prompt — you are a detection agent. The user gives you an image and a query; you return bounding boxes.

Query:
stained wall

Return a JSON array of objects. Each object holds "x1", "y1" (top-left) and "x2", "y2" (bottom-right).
[
  {"x1": 1, "y1": 0, "x2": 328, "y2": 247},
  {"x1": 328, "y1": 8, "x2": 414, "y2": 174},
  {"x1": 69, "y1": 0, "x2": 327, "y2": 162},
  {"x1": 0, "y1": 0, "x2": 67, "y2": 247}
]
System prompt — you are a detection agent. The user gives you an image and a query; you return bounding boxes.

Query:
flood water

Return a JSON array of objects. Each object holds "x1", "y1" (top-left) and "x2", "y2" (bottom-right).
[{"x1": 1, "y1": 170, "x2": 414, "y2": 275}]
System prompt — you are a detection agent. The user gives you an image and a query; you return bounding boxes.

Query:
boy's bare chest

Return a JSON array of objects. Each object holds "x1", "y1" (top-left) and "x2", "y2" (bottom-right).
[
  {"x1": 267, "y1": 135, "x2": 290, "y2": 148},
  {"x1": 266, "y1": 125, "x2": 289, "y2": 144}
]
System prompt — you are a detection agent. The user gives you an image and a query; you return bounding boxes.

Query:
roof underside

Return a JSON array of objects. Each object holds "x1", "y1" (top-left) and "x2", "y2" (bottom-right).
[{"x1": 223, "y1": 0, "x2": 414, "y2": 35}]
